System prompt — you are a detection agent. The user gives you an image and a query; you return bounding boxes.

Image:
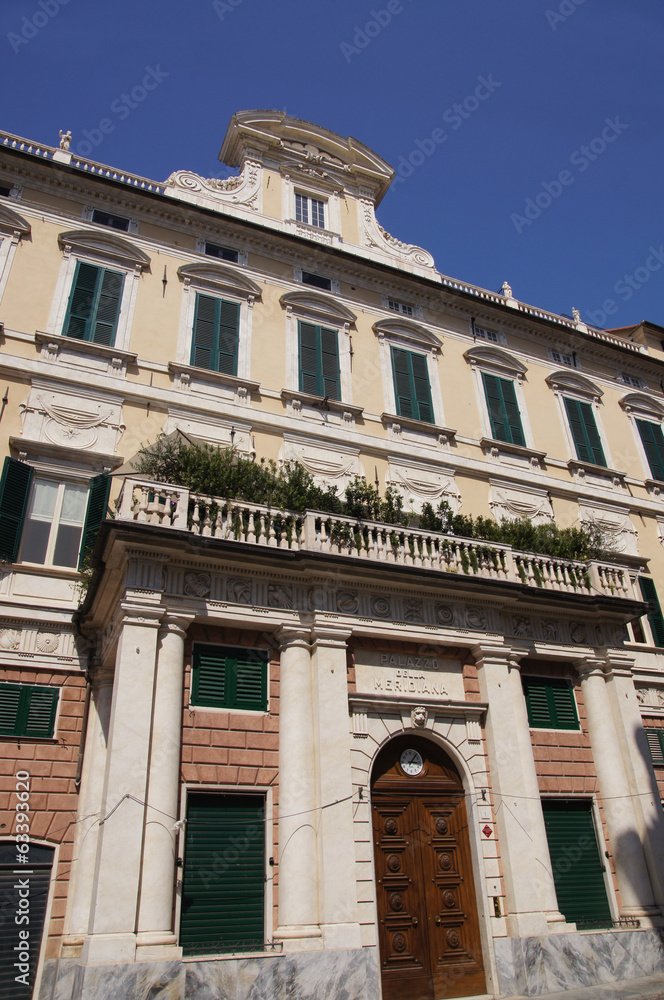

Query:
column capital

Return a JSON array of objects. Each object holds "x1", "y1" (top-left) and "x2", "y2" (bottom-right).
[
  {"x1": 574, "y1": 655, "x2": 609, "y2": 678},
  {"x1": 276, "y1": 626, "x2": 311, "y2": 651},
  {"x1": 119, "y1": 602, "x2": 164, "y2": 628},
  {"x1": 310, "y1": 622, "x2": 352, "y2": 649},
  {"x1": 471, "y1": 641, "x2": 530, "y2": 669},
  {"x1": 158, "y1": 612, "x2": 194, "y2": 640}
]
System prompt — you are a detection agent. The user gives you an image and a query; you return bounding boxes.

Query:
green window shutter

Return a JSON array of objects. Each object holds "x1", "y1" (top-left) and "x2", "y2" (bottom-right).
[
  {"x1": 542, "y1": 800, "x2": 612, "y2": 928},
  {"x1": 636, "y1": 420, "x2": 664, "y2": 482},
  {"x1": 78, "y1": 474, "x2": 111, "y2": 568},
  {"x1": 191, "y1": 645, "x2": 267, "y2": 711},
  {"x1": 410, "y1": 351, "x2": 434, "y2": 423},
  {"x1": 645, "y1": 728, "x2": 664, "y2": 766},
  {"x1": 522, "y1": 677, "x2": 579, "y2": 730},
  {"x1": 191, "y1": 294, "x2": 217, "y2": 369},
  {"x1": 319, "y1": 326, "x2": 340, "y2": 400},
  {"x1": 482, "y1": 372, "x2": 525, "y2": 445},
  {"x1": 0, "y1": 684, "x2": 58, "y2": 738},
  {"x1": 217, "y1": 299, "x2": 239, "y2": 376},
  {"x1": 564, "y1": 397, "x2": 606, "y2": 466},
  {"x1": 180, "y1": 793, "x2": 265, "y2": 955},
  {"x1": 0, "y1": 457, "x2": 33, "y2": 562},
  {"x1": 298, "y1": 321, "x2": 319, "y2": 394},
  {"x1": 638, "y1": 576, "x2": 664, "y2": 648},
  {"x1": 63, "y1": 262, "x2": 124, "y2": 344},
  {"x1": 391, "y1": 347, "x2": 434, "y2": 423},
  {"x1": 191, "y1": 294, "x2": 239, "y2": 374}
]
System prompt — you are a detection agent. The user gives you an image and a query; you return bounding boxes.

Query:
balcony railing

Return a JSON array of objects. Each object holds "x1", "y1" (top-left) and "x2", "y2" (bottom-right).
[{"x1": 115, "y1": 477, "x2": 635, "y2": 601}]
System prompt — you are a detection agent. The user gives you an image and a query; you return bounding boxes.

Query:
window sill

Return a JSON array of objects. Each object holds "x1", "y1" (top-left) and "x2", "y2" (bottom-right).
[
  {"x1": 9, "y1": 435, "x2": 124, "y2": 471},
  {"x1": 480, "y1": 437, "x2": 546, "y2": 462},
  {"x1": 567, "y1": 459, "x2": 625, "y2": 485},
  {"x1": 282, "y1": 389, "x2": 363, "y2": 419},
  {"x1": 35, "y1": 330, "x2": 137, "y2": 367},
  {"x1": 169, "y1": 362, "x2": 260, "y2": 397},
  {"x1": 0, "y1": 735, "x2": 58, "y2": 744},
  {"x1": 645, "y1": 478, "x2": 664, "y2": 498},
  {"x1": 382, "y1": 413, "x2": 456, "y2": 444}
]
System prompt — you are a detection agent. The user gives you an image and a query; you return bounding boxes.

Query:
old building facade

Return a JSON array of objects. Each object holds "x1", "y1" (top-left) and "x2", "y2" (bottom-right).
[{"x1": 0, "y1": 111, "x2": 663, "y2": 1000}]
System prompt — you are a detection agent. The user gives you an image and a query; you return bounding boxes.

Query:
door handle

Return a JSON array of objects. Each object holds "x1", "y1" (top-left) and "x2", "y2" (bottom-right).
[
  {"x1": 435, "y1": 916, "x2": 442, "y2": 926},
  {"x1": 412, "y1": 916, "x2": 418, "y2": 926}
]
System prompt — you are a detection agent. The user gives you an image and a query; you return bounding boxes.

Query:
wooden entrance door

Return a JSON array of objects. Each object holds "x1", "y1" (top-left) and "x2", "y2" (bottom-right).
[{"x1": 371, "y1": 736, "x2": 485, "y2": 1000}]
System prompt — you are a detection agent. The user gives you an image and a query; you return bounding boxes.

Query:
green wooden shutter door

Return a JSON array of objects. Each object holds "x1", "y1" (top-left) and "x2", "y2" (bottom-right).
[
  {"x1": 299, "y1": 322, "x2": 320, "y2": 395},
  {"x1": 0, "y1": 845, "x2": 53, "y2": 1000},
  {"x1": 23, "y1": 686, "x2": 58, "y2": 738},
  {"x1": 542, "y1": 801, "x2": 612, "y2": 928},
  {"x1": 499, "y1": 377, "x2": 526, "y2": 446},
  {"x1": 392, "y1": 347, "x2": 415, "y2": 418},
  {"x1": 180, "y1": 793, "x2": 265, "y2": 955},
  {"x1": 410, "y1": 351, "x2": 434, "y2": 423},
  {"x1": 78, "y1": 474, "x2": 111, "y2": 568},
  {"x1": 217, "y1": 299, "x2": 239, "y2": 375},
  {"x1": 233, "y1": 652, "x2": 268, "y2": 711},
  {"x1": 636, "y1": 420, "x2": 664, "y2": 482},
  {"x1": 0, "y1": 457, "x2": 32, "y2": 562},
  {"x1": 482, "y1": 372, "x2": 508, "y2": 441},
  {"x1": 91, "y1": 268, "x2": 124, "y2": 346},
  {"x1": 320, "y1": 326, "x2": 340, "y2": 400},
  {"x1": 192, "y1": 646, "x2": 267, "y2": 711},
  {"x1": 638, "y1": 576, "x2": 664, "y2": 647},
  {"x1": 63, "y1": 262, "x2": 99, "y2": 339},
  {"x1": 522, "y1": 677, "x2": 579, "y2": 730},
  {"x1": 564, "y1": 398, "x2": 606, "y2": 466},
  {"x1": 191, "y1": 294, "x2": 217, "y2": 369},
  {"x1": 191, "y1": 647, "x2": 227, "y2": 708},
  {"x1": 0, "y1": 685, "x2": 22, "y2": 736},
  {"x1": 645, "y1": 728, "x2": 664, "y2": 765}
]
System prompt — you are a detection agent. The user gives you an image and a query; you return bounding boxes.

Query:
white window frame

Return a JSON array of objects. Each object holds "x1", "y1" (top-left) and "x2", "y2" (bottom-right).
[
  {"x1": 281, "y1": 290, "x2": 356, "y2": 402},
  {"x1": 373, "y1": 318, "x2": 444, "y2": 425},
  {"x1": 0, "y1": 203, "x2": 30, "y2": 306},
  {"x1": 619, "y1": 392, "x2": 664, "y2": 484},
  {"x1": 548, "y1": 347, "x2": 578, "y2": 368},
  {"x1": 546, "y1": 370, "x2": 613, "y2": 468},
  {"x1": 282, "y1": 176, "x2": 342, "y2": 235},
  {"x1": 195, "y1": 236, "x2": 248, "y2": 266},
  {"x1": 464, "y1": 345, "x2": 534, "y2": 446},
  {"x1": 471, "y1": 320, "x2": 507, "y2": 346},
  {"x1": 82, "y1": 204, "x2": 139, "y2": 234},
  {"x1": 46, "y1": 230, "x2": 151, "y2": 352},
  {"x1": 175, "y1": 262, "x2": 262, "y2": 379},
  {"x1": 18, "y1": 475, "x2": 89, "y2": 570}
]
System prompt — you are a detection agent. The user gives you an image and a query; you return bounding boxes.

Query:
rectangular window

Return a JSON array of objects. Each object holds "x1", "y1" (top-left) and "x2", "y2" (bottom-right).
[
  {"x1": 180, "y1": 793, "x2": 265, "y2": 955},
  {"x1": 0, "y1": 683, "x2": 58, "y2": 738},
  {"x1": 636, "y1": 420, "x2": 664, "y2": 482},
  {"x1": 91, "y1": 209, "x2": 130, "y2": 232},
  {"x1": 563, "y1": 397, "x2": 606, "y2": 466},
  {"x1": 475, "y1": 326, "x2": 501, "y2": 344},
  {"x1": 522, "y1": 676, "x2": 579, "y2": 730},
  {"x1": 298, "y1": 321, "x2": 340, "y2": 400},
  {"x1": 204, "y1": 242, "x2": 239, "y2": 263},
  {"x1": 295, "y1": 193, "x2": 325, "y2": 228},
  {"x1": 645, "y1": 728, "x2": 664, "y2": 766},
  {"x1": 550, "y1": 349, "x2": 576, "y2": 367},
  {"x1": 391, "y1": 347, "x2": 434, "y2": 423},
  {"x1": 301, "y1": 270, "x2": 332, "y2": 291},
  {"x1": 619, "y1": 373, "x2": 642, "y2": 388},
  {"x1": 0, "y1": 458, "x2": 109, "y2": 569},
  {"x1": 481, "y1": 372, "x2": 525, "y2": 445},
  {"x1": 62, "y1": 260, "x2": 124, "y2": 345},
  {"x1": 388, "y1": 299, "x2": 414, "y2": 316},
  {"x1": 191, "y1": 293, "x2": 239, "y2": 375},
  {"x1": 638, "y1": 576, "x2": 664, "y2": 648},
  {"x1": 0, "y1": 186, "x2": 10, "y2": 198},
  {"x1": 191, "y1": 645, "x2": 268, "y2": 712}
]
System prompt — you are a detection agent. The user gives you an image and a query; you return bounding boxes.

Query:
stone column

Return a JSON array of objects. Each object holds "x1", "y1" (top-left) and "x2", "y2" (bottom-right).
[
  {"x1": 577, "y1": 658, "x2": 661, "y2": 923},
  {"x1": 82, "y1": 604, "x2": 163, "y2": 964},
  {"x1": 310, "y1": 625, "x2": 361, "y2": 950},
  {"x1": 274, "y1": 627, "x2": 321, "y2": 948},
  {"x1": 61, "y1": 664, "x2": 114, "y2": 951},
  {"x1": 603, "y1": 654, "x2": 664, "y2": 912},
  {"x1": 473, "y1": 643, "x2": 567, "y2": 936},
  {"x1": 136, "y1": 613, "x2": 193, "y2": 957}
]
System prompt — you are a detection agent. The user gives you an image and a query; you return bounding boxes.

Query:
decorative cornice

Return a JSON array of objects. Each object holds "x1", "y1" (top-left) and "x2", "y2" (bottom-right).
[{"x1": 57, "y1": 229, "x2": 151, "y2": 269}]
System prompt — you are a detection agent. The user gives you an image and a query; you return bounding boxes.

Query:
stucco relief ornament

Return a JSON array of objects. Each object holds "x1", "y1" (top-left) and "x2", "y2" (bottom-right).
[
  {"x1": 337, "y1": 590, "x2": 359, "y2": 614},
  {"x1": 227, "y1": 578, "x2": 252, "y2": 604},
  {"x1": 371, "y1": 595, "x2": 391, "y2": 618},
  {"x1": 570, "y1": 622, "x2": 588, "y2": 644},
  {"x1": 0, "y1": 628, "x2": 21, "y2": 650},
  {"x1": 404, "y1": 599, "x2": 423, "y2": 622},
  {"x1": 541, "y1": 620, "x2": 558, "y2": 641},
  {"x1": 59, "y1": 129, "x2": 72, "y2": 151},
  {"x1": 512, "y1": 616, "x2": 533, "y2": 638},
  {"x1": 359, "y1": 196, "x2": 435, "y2": 268},
  {"x1": 184, "y1": 572, "x2": 211, "y2": 598},
  {"x1": 31, "y1": 395, "x2": 115, "y2": 451},
  {"x1": 36, "y1": 632, "x2": 60, "y2": 653},
  {"x1": 636, "y1": 687, "x2": 664, "y2": 709},
  {"x1": 411, "y1": 706, "x2": 428, "y2": 728},
  {"x1": 435, "y1": 604, "x2": 455, "y2": 626},
  {"x1": 466, "y1": 607, "x2": 487, "y2": 630},
  {"x1": 268, "y1": 583, "x2": 293, "y2": 609},
  {"x1": 164, "y1": 160, "x2": 261, "y2": 211}
]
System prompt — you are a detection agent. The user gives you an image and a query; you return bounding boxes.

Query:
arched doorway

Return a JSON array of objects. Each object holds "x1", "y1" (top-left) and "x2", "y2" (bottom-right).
[{"x1": 371, "y1": 735, "x2": 485, "y2": 1000}]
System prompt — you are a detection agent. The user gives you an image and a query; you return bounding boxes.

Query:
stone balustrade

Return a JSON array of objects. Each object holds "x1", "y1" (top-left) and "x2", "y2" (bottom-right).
[{"x1": 115, "y1": 477, "x2": 636, "y2": 601}]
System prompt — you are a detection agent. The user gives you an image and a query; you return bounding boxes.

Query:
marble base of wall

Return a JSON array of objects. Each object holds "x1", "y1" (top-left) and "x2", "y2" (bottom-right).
[
  {"x1": 494, "y1": 928, "x2": 664, "y2": 996},
  {"x1": 38, "y1": 945, "x2": 379, "y2": 1000}
]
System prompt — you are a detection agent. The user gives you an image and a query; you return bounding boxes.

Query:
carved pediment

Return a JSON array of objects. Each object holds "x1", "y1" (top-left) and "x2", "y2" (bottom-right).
[
  {"x1": 58, "y1": 230, "x2": 150, "y2": 269},
  {"x1": 546, "y1": 370, "x2": 603, "y2": 399},
  {"x1": 619, "y1": 392, "x2": 664, "y2": 419},
  {"x1": 177, "y1": 262, "x2": 262, "y2": 300},
  {"x1": 464, "y1": 345, "x2": 527, "y2": 377},
  {"x1": 280, "y1": 290, "x2": 356, "y2": 325},
  {"x1": 373, "y1": 318, "x2": 441, "y2": 349},
  {"x1": 0, "y1": 203, "x2": 30, "y2": 237}
]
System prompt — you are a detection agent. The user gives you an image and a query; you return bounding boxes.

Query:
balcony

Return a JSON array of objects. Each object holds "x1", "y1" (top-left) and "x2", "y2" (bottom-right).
[{"x1": 113, "y1": 477, "x2": 637, "y2": 603}]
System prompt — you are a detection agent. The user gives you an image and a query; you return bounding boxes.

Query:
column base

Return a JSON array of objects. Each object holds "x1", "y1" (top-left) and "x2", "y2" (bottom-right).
[
  {"x1": 136, "y1": 930, "x2": 183, "y2": 960},
  {"x1": 320, "y1": 922, "x2": 363, "y2": 950},
  {"x1": 81, "y1": 932, "x2": 136, "y2": 964},
  {"x1": 274, "y1": 924, "x2": 322, "y2": 952},
  {"x1": 621, "y1": 906, "x2": 664, "y2": 928},
  {"x1": 545, "y1": 909, "x2": 573, "y2": 933},
  {"x1": 505, "y1": 912, "x2": 552, "y2": 937}
]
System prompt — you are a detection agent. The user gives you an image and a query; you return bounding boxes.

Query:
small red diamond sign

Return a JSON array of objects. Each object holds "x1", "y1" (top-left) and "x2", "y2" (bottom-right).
[{"x1": 482, "y1": 825, "x2": 492, "y2": 838}]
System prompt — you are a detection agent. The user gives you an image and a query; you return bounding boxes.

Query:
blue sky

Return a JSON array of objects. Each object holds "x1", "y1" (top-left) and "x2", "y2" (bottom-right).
[{"x1": 3, "y1": 0, "x2": 663, "y2": 330}]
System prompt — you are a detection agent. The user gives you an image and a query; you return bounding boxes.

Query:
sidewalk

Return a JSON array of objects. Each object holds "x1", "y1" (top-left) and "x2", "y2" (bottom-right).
[{"x1": 506, "y1": 972, "x2": 664, "y2": 999}]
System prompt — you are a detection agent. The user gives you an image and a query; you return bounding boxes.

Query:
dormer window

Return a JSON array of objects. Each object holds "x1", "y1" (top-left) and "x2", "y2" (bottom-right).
[
  {"x1": 388, "y1": 299, "x2": 414, "y2": 317},
  {"x1": 549, "y1": 348, "x2": 577, "y2": 368},
  {"x1": 295, "y1": 193, "x2": 325, "y2": 229},
  {"x1": 91, "y1": 209, "x2": 131, "y2": 233},
  {"x1": 301, "y1": 271, "x2": 332, "y2": 291},
  {"x1": 204, "y1": 242, "x2": 239, "y2": 263}
]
